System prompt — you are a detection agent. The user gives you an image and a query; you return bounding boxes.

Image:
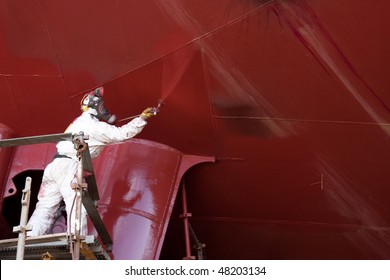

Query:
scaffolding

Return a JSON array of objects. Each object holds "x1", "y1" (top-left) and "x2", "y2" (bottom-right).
[{"x1": 0, "y1": 132, "x2": 112, "y2": 260}]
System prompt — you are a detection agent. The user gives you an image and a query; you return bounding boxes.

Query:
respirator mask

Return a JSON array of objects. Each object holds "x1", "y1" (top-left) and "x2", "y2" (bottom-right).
[{"x1": 81, "y1": 87, "x2": 117, "y2": 124}]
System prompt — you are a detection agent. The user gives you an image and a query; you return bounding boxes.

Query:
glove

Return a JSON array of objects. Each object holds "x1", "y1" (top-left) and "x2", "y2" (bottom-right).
[{"x1": 140, "y1": 107, "x2": 155, "y2": 120}]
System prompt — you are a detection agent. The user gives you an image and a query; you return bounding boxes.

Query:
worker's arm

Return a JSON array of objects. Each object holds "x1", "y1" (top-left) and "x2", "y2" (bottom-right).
[{"x1": 90, "y1": 108, "x2": 154, "y2": 144}]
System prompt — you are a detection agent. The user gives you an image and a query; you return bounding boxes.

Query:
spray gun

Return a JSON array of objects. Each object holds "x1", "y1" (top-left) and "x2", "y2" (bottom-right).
[
  {"x1": 117, "y1": 99, "x2": 165, "y2": 123},
  {"x1": 151, "y1": 99, "x2": 165, "y2": 116}
]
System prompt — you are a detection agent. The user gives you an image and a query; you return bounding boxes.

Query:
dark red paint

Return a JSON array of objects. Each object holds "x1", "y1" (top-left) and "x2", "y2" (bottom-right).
[{"x1": 1, "y1": 0, "x2": 390, "y2": 259}]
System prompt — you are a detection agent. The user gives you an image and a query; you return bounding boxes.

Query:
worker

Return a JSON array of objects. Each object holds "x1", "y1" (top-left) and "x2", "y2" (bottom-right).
[{"x1": 27, "y1": 86, "x2": 155, "y2": 236}]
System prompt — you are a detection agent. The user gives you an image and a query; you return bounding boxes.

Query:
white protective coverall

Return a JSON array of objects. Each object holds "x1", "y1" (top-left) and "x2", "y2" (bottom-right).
[{"x1": 27, "y1": 111, "x2": 147, "y2": 236}]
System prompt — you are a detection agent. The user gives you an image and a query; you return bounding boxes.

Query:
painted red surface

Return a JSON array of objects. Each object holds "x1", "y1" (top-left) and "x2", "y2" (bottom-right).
[
  {"x1": 1, "y1": 0, "x2": 390, "y2": 259},
  {"x1": 0, "y1": 135, "x2": 212, "y2": 259},
  {"x1": 90, "y1": 139, "x2": 213, "y2": 259}
]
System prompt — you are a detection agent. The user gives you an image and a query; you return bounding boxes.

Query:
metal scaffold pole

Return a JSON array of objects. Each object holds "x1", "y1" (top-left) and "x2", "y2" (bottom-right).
[
  {"x1": 180, "y1": 180, "x2": 195, "y2": 260},
  {"x1": 13, "y1": 177, "x2": 32, "y2": 260},
  {"x1": 72, "y1": 132, "x2": 89, "y2": 260},
  {"x1": 72, "y1": 159, "x2": 83, "y2": 260}
]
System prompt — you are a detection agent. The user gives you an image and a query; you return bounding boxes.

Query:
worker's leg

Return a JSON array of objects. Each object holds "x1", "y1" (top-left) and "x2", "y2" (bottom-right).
[
  {"x1": 27, "y1": 162, "x2": 62, "y2": 236},
  {"x1": 58, "y1": 160, "x2": 88, "y2": 236}
]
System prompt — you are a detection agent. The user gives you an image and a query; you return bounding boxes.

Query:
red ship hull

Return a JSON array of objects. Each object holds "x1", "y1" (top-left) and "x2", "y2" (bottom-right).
[{"x1": 1, "y1": 0, "x2": 390, "y2": 259}]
